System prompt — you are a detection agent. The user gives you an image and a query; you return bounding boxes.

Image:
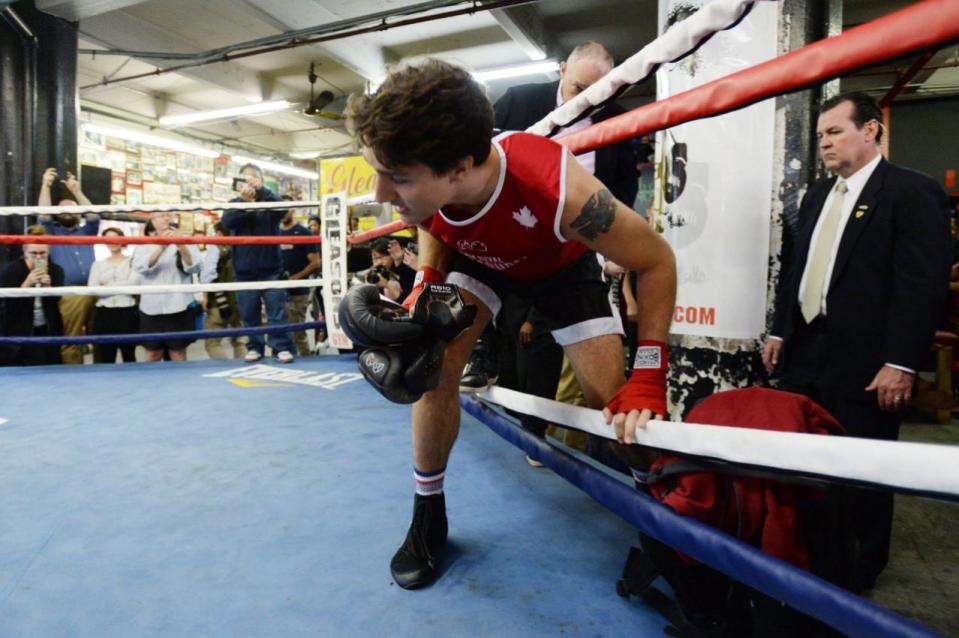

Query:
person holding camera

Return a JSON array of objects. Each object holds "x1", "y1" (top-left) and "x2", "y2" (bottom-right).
[
  {"x1": 369, "y1": 238, "x2": 413, "y2": 303},
  {"x1": 37, "y1": 167, "x2": 98, "y2": 365},
  {"x1": 221, "y1": 163, "x2": 295, "y2": 364},
  {"x1": 0, "y1": 225, "x2": 65, "y2": 366},
  {"x1": 132, "y1": 213, "x2": 203, "y2": 362}
]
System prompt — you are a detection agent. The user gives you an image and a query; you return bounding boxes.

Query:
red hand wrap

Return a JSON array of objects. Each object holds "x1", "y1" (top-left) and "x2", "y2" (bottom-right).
[
  {"x1": 605, "y1": 340, "x2": 668, "y2": 417},
  {"x1": 402, "y1": 266, "x2": 445, "y2": 311}
]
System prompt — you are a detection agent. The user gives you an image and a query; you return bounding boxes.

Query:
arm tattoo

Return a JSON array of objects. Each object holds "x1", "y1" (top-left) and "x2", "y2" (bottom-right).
[{"x1": 570, "y1": 189, "x2": 616, "y2": 241}]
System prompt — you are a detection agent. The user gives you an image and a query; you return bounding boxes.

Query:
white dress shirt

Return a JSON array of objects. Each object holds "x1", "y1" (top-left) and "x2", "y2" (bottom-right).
[
  {"x1": 556, "y1": 84, "x2": 596, "y2": 175},
  {"x1": 132, "y1": 243, "x2": 202, "y2": 316},
  {"x1": 797, "y1": 152, "x2": 882, "y2": 316}
]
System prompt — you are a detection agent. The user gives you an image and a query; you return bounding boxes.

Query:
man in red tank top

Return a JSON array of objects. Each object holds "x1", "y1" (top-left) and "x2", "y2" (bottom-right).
[{"x1": 348, "y1": 59, "x2": 677, "y2": 590}]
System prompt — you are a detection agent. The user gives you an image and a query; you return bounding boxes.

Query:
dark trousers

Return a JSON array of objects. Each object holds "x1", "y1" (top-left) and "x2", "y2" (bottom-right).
[
  {"x1": 7, "y1": 325, "x2": 62, "y2": 366},
  {"x1": 93, "y1": 306, "x2": 139, "y2": 363},
  {"x1": 515, "y1": 328, "x2": 564, "y2": 437},
  {"x1": 779, "y1": 316, "x2": 900, "y2": 590}
]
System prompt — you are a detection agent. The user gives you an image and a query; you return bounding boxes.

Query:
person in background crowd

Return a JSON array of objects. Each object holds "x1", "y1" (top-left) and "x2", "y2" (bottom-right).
[
  {"x1": 308, "y1": 216, "x2": 321, "y2": 235},
  {"x1": 222, "y1": 163, "x2": 295, "y2": 364},
  {"x1": 279, "y1": 198, "x2": 321, "y2": 356},
  {"x1": 38, "y1": 167, "x2": 98, "y2": 364},
  {"x1": 367, "y1": 238, "x2": 406, "y2": 302},
  {"x1": 87, "y1": 227, "x2": 139, "y2": 363},
  {"x1": 204, "y1": 222, "x2": 246, "y2": 359},
  {"x1": 132, "y1": 213, "x2": 202, "y2": 362},
  {"x1": 0, "y1": 225, "x2": 64, "y2": 366}
]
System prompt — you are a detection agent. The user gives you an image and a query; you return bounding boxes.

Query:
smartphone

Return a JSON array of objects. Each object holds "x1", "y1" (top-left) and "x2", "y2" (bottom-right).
[
  {"x1": 405, "y1": 242, "x2": 418, "y2": 256},
  {"x1": 35, "y1": 257, "x2": 48, "y2": 272},
  {"x1": 232, "y1": 177, "x2": 248, "y2": 192}
]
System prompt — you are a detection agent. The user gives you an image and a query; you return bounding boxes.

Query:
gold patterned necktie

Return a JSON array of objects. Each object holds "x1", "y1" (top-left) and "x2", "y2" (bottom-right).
[{"x1": 801, "y1": 181, "x2": 848, "y2": 323}]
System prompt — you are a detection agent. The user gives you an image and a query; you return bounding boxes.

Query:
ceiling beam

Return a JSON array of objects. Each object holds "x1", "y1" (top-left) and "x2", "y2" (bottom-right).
[
  {"x1": 485, "y1": 3, "x2": 555, "y2": 61},
  {"x1": 35, "y1": 0, "x2": 151, "y2": 21},
  {"x1": 244, "y1": 0, "x2": 390, "y2": 83},
  {"x1": 78, "y1": 11, "x2": 265, "y2": 101}
]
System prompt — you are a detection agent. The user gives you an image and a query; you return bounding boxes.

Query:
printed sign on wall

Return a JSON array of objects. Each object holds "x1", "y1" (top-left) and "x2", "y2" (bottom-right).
[
  {"x1": 321, "y1": 191, "x2": 352, "y2": 350},
  {"x1": 658, "y1": 0, "x2": 778, "y2": 339}
]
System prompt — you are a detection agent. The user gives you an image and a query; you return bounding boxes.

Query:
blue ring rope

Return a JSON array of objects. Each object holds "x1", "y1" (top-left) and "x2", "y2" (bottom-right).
[
  {"x1": 0, "y1": 321, "x2": 326, "y2": 345},
  {"x1": 461, "y1": 396, "x2": 942, "y2": 638}
]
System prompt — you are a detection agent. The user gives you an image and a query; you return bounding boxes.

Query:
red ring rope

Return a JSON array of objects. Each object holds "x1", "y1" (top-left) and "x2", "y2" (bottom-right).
[{"x1": 560, "y1": 0, "x2": 959, "y2": 154}]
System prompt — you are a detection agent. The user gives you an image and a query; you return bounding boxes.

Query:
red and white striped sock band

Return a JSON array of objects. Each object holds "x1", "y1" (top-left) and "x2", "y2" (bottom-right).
[{"x1": 414, "y1": 466, "x2": 446, "y2": 497}]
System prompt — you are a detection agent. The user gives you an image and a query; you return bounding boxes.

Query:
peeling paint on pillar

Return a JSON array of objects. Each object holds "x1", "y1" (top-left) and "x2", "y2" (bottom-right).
[{"x1": 666, "y1": 1, "x2": 821, "y2": 419}]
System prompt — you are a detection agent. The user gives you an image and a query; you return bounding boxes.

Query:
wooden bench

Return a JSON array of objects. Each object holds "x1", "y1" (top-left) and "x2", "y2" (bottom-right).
[{"x1": 912, "y1": 330, "x2": 958, "y2": 424}]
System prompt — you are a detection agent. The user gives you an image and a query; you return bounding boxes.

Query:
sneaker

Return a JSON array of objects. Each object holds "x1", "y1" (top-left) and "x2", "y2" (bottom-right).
[
  {"x1": 390, "y1": 493, "x2": 448, "y2": 590},
  {"x1": 244, "y1": 350, "x2": 263, "y2": 363},
  {"x1": 459, "y1": 352, "x2": 499, "y2": 392},
  {"x1": 526, "y1": 455, "x2": 544, "y2": 468},
  {"x1": 275, "y1": 350, "x2": 295, "y2": 364}
]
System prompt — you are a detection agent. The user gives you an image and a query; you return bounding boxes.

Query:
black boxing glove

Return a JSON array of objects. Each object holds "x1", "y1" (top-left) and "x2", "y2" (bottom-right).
[
  {"x1": 337, "y1": 284, "x2": 423, "y2": 348},
  {"x1": 339, "y1": 283, "x2": 477, "y2": 404}
]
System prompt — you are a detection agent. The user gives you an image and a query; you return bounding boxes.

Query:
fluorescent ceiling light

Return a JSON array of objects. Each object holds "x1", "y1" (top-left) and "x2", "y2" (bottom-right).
[
  {"x1": 289, "y1": 151, "x2": 321, "y2": 160},
  {"x1": 472, "y1": 60, "x2": 559, "y2": 83},
  {"x1": 233, "y1": 156, "x2": 317, "y2": 180},
  {"x1": 83, "y1": 122, "x2": 220, "y2": 158},
  {"x1": 159, "y1": 100, "x2": 291, "y2": 127}
]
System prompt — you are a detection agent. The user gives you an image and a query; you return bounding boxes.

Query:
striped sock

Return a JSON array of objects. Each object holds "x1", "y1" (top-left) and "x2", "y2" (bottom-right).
[{"x1": 414, "y1": 466, "x2": 446, "y2": 496}]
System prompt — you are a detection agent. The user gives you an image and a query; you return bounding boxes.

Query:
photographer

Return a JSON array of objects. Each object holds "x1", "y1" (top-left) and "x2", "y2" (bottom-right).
[
  {"x1": 221, "y1": 163, "x2": 295, "y2": 364},
  {"x1": 279, "y1": 199, "x2": 320, "y2": 356},
  {"x1": 37, "y1": 167, "x2": 98, "y2": 364},
  {"x1": 0, "y1": 225, "x2": 64, "y2": 366},
  {"x1": 369, "y1": 238, "x2": 413, "y2": 303}
]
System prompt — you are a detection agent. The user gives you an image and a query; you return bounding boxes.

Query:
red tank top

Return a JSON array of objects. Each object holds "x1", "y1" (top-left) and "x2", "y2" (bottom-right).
[{"x1": 420, "y1": 132, "x2": 588, "y2": 282}]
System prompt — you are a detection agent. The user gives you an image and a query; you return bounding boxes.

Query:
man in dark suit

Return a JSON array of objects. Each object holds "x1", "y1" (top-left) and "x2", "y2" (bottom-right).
[
  {"x1": 493, "y1": 41, "x2": 638, "y2": 205},
  {"x1": 1, "y1": 231, "x2": 65, "y2": 366},
  {"x1": 763, "y1": 92, "x2": 951, "y2": 591}
]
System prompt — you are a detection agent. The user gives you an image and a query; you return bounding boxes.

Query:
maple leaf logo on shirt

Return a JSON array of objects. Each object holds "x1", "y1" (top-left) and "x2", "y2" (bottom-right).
[{"x1": 512, "y1": 206, "x2": 537, "y2": 229}]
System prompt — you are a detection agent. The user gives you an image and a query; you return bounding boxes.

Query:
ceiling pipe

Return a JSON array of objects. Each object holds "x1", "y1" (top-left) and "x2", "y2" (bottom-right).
[{"x1": 79, "y1": 0, "x2": 536, "y2": 90}]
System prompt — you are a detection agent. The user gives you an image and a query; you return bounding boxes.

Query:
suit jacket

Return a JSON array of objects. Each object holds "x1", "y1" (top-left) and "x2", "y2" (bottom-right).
[
  {"x1": 493, "y1": 81, "x2": 638, "y2": 206},
  {"x1": 0, "y1": 258, "x2": 65, "y2": 364},
  {"x1": 771, "y1": 158, "x2": 951, "y2": 397}
]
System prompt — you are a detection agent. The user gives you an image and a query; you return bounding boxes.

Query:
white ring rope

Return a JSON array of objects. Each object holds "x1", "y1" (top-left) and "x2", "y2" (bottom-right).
[
  {"x1": 527, "y1": 0, "x2": 762, "y2": 137},
  {"x1": 0, "y1": 200, "x2": 320, "y2": 216},
  {"x1": 0, "y1": 278, "x2": 322, "y2": 298},
  {"x1": 478, "y1": 386, "x2": 959, "y2": 500}
]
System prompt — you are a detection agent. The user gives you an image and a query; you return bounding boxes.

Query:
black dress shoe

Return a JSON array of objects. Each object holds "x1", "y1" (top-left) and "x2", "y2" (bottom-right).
[{"x1": 390, "y1": 493, "x2": 448, "y2": 589}]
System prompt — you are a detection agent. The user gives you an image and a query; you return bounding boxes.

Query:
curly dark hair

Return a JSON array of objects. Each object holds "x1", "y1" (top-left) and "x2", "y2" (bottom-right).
[{"x1": 347, "y1": 59, "x2": 494, "y2": 174}]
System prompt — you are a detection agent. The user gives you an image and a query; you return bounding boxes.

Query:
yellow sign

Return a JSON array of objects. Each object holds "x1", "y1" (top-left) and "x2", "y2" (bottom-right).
[{"x1": 320, "y1": 156, "x2": 376, "y2": 199}]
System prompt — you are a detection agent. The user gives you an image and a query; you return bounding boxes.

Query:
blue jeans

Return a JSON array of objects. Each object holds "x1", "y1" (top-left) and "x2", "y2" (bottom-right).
[{"x1": 236, "y1": 277, "x2": 293, "y2": 356}]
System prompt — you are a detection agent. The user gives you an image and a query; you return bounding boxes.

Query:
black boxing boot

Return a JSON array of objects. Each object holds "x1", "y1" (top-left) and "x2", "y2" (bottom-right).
[{"x1": 390, "y1": 493, "x2": 448, "y2": 589}]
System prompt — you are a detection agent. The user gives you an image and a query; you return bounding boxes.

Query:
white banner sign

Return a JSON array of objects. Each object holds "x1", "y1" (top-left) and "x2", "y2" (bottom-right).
[
  {"x1": 658, "y1": 0, "x2": 778, "y2": 339},
  {"x1": 321, "y1": 191, "x2": 352, "y2": 350}
]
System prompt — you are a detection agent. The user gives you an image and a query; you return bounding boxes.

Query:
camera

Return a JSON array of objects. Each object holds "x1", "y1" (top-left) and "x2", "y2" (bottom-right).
[
  {"x1": 232, "y1": 176, "x2": 249, "y2": 192},
  {"x1": 365, "y1": 265, "x2": 391, "y2": 284}
]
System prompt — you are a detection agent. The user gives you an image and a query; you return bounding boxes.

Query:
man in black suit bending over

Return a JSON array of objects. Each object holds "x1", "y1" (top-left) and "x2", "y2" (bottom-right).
[
  {"x1": 763, "y1": 92, "x2": 951, "y2": 592},
  {"x1": 494, "y1": 41, "x2": 638, "y2": 205}
]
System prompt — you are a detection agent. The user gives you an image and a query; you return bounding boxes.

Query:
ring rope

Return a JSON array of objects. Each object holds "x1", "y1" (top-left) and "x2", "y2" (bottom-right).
[
  {"x1": 477, "y1": 386, "x2": 959, "y2": 501},
  {"x1": 0, "y1": 199, "x2": 320, "y2": 217},
  {"x1": 528, "y1": 0, "x2": 759, "y2": 137},
  {"x1": 0, "y1": 278, "x2": 322, "y2": 298},
  {"x1": 0, "y1": 321, "x2": 324, "y2": 346},
  {"x1": 0, "y1": 234, "x2": 322, "y2": 245},
  {"x1": 462, "y1": 396, "x2": 938, "y2": 638},
  {"x1": 560, "y1": 0, "x2": 959, "y2": 155}
]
